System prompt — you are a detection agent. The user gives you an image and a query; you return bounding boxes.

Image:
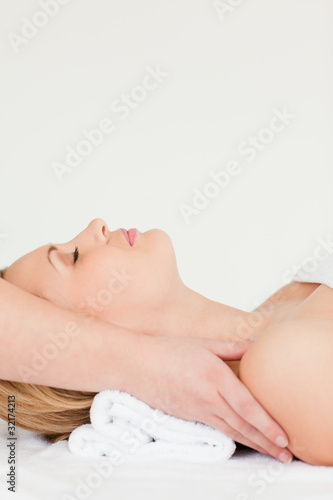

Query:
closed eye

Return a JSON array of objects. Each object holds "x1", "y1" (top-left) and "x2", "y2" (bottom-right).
[{"x1": 73, "y1": 246, "x2": 79, "y2": 264}]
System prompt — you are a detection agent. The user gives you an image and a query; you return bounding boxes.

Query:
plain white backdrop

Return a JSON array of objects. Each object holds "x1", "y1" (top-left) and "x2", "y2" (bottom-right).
[{"x1": 1, "y1": 0, "x2": 333, "y2": 314}]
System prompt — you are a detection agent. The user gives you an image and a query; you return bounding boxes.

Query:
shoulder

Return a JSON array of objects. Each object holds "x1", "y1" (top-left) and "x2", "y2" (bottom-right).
[
  {"x1": 254, "y1": 281, "x2": 320, "y2": 314},
  {"x1": 240, "y1": 315, "x2": 333, "y2": 366},
  {"x1": 238, "y1": 317, "x2": 333, "y2": 465},
  {"x1": 284, "y1": 283, "x2": 333, "y2": 325}
]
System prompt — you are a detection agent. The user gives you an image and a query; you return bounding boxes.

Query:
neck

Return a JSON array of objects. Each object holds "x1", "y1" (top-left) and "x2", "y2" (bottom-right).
[{"x1": 139, "y1": 283, "x2": 270, "y2": 341}]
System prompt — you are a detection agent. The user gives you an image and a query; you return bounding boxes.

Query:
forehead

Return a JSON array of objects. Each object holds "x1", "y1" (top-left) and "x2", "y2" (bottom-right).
[{"x1": 4, "y1": 245, "x2": 50, "y2": 293}]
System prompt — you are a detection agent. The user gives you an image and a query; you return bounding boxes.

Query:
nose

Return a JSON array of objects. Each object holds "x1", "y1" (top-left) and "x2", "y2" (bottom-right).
[{"x1": 88, "y1": 218, "x2": 110, "y2": 243}]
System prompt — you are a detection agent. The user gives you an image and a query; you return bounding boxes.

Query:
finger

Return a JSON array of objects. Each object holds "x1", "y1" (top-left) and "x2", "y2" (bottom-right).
[
  {"x1": 212, "y1": 398, "x2": 293, "y2": 463},
  {"x1": 208, "y1": 339, "x2": 254, "y2": 360},
  {"x1": 209, "y1": 415, "x2": 274, "y2": 457},
  {"x1": 218, "y1": 368, "x2": 290, "y2": 449}
]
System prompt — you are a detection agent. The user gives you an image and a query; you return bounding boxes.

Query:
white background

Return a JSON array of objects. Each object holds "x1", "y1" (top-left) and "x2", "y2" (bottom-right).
[{"x1": 1, "y1": 0, "x2": 333, "y2": 313}]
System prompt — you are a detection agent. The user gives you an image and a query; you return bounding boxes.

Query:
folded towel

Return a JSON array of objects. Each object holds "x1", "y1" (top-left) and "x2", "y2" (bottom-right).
[{"x1": 68, "y1": 390, "x2": 236, "y2": 463}]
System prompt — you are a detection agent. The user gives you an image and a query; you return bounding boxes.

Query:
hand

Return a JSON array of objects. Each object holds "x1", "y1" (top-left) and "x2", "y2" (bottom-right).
[{"x1": 129, "y1": 335, "x2": 292, "y2": 463}]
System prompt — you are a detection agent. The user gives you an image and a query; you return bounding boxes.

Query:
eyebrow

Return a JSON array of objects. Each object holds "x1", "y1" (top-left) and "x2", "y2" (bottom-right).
[{"x1": 47, "y1": 245, "x2": 59, "y2": 272}]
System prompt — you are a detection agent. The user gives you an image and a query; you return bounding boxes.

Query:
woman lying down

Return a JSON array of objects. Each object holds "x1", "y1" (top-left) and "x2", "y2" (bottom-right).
[{"x1": 0, "y1": 218, "x2": 332, "y2": 466}]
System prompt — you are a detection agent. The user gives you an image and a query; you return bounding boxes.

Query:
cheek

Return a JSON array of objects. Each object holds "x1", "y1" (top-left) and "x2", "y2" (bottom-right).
[
  {"x1": 43, "y1": 280, "x2": 75, "y2": 311},
  {"x1": 69, "y1": 251, "x2": 138, "y2": 313},
  {"x1": 122, "y1": 256, "x2": 178, "y2": 312},
  {"x1": 69, "y1": 234, "x2": 179, "y2": 315}
]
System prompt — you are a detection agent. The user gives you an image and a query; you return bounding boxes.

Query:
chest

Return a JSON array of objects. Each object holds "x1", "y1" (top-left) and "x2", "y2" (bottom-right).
[
  {"x1": 285, "y1": 283, "x2": 333, "y2": 324},
  {"x1": 252, "y1": 281, "x2": 326, "y2": 333},
  {"x1": 253, "y1": 281, "x2": 322, "y2": 331}
]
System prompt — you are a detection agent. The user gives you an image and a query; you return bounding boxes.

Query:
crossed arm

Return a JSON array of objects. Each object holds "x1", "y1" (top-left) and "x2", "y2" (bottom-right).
[{"x1": 0, "y1": 278, "x2": 292, "y2": 462}]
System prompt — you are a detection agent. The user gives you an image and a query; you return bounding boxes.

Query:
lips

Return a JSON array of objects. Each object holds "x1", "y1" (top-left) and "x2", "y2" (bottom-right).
[
  {"x1": 120, "y1": 228, "x2": 137, "y2": 246},
  {"x1": 120, "y1": 228, "x2": 130, "y2": 244},
  {"x1": 127, "y1": 228, "x2": 137, "y2": 246}
]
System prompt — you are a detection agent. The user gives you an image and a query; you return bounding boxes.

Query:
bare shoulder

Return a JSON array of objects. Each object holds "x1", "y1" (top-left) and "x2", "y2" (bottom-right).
[
  {"x1": 240, "y1": 314, "x2": 333, "y2": 368},
  {"x1": 238, "y1": 316, "x2": 333, "y2": 465},
  {"x1": 253, "y1": 281, "x2": 320, "y2": 313},
  {"x1": 285, "y1": 283, "x2": 333, "y2": 323}
]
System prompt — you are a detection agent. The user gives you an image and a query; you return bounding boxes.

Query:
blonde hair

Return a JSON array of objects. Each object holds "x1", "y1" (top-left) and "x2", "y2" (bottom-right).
[
  {"x1": 0, "y1": 381, "x2": 97, "y2": 443},
  {"x1": 0, "y1": 270, "x2": 98, "y2": 443}
]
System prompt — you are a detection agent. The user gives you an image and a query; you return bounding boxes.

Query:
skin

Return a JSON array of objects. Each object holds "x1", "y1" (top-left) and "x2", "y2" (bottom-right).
[
  {"x1": 4, "y1": 218, "x2": 333, "y2": 465},
  {"x1": 208, "y1": 282, "x2": 333, "y2": 466},
  {"x1": 239, "y1": 285, "x2": 333, "y2": 466},
  {"x1": 2, "y1": 219, "x2": 301, "y2": 343},
  {"x1": 2, "y1": 219, "x2": 257, "y2": 341},
  {"x1": 0, "y1": 277, "x2": 258, "y2": 454}
]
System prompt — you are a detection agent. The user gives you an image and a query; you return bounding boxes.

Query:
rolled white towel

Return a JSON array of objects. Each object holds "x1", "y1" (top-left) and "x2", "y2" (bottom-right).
[
  {"x1": 68, "y1": 390, "x2": 236, "y2": 463},
  {"x1": 68, "y1": 423, "x2": 149, "y2": 460}
]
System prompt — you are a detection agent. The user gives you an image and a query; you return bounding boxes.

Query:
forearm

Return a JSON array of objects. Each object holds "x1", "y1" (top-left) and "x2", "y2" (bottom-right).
[{"x1": 0, "y1": 278, "x2": 147, "y2": 392}]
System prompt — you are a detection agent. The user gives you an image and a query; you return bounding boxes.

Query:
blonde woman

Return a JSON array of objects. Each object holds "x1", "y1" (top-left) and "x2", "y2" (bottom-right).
[{"x1": 1, "y1": 218, "x2": 332, "y2": 466}]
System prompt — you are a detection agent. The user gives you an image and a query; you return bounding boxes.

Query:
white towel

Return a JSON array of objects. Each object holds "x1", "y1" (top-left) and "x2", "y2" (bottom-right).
[{"x1": 68, "y1": 390, "x2": 236, "y2": 463}]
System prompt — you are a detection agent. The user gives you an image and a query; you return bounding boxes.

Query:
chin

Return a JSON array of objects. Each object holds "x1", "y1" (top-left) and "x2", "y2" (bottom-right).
[
  {"x1": 145, "y1": 228, "x2": 171, "y2": 238},
  {"x1": 144, "y1": 228, "x2": 174, "y2": 252}
]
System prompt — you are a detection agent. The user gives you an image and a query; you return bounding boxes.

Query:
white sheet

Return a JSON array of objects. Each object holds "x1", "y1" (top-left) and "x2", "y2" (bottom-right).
[{"x1": 1, "y1": 419, "x2": 332, "y2": 500}]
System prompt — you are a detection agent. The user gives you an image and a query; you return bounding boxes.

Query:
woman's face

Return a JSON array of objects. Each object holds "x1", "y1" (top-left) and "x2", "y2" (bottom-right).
[{"x1": 4, "y1": 219, "x2": 182, "y2": 332}]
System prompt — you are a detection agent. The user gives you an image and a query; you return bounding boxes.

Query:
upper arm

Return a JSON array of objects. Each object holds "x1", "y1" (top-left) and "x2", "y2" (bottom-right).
[{"x1": 238, "y1": 319, "x2": 333, "y2": 465}]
